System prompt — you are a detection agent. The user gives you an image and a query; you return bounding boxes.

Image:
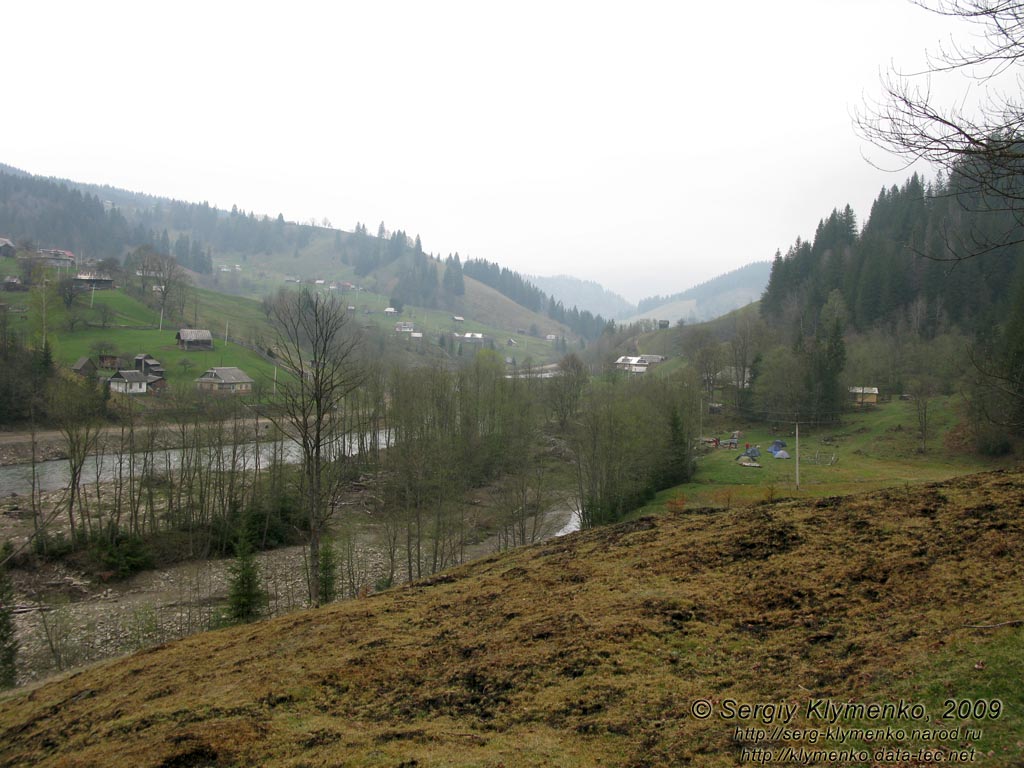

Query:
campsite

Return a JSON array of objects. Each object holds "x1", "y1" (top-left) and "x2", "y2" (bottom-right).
[{"x1": 646, "y1": 393, "x2": 1009, "y2": 513}]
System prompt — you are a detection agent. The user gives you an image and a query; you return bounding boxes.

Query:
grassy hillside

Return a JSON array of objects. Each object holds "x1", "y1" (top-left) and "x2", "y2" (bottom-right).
[
  {"x1": 2, "y1": 469, "x2": 1022, "y2": 766},
  {"x1": 657, "y1": 396, "x2": 1015, "y2": 511},
  {"x1": 21, "y1": 287, "x2": 282, "y2": 392}
]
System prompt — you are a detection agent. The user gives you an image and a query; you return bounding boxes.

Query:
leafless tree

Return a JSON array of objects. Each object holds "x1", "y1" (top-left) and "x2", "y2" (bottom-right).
[
  {"x1": 857, "y1": 1, "x2": 1024, "y2": 260},
  {"x1": 267, "y1": 289, "x2": 363, "y2": 606},
  {"x1": 49, "y1": 376, "x2": 105, "y2": 543}
]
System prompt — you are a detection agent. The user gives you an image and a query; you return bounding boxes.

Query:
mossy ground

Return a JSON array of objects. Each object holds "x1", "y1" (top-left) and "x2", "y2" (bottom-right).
[{"x1": 1, "y1": 468, "x2": 1021, "y2": 767}]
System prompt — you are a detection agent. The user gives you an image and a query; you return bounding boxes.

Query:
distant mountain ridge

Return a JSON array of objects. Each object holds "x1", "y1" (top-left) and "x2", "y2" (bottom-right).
[
  {"x1": 628, "y1": 261, "x2": 771, "y2": 324},
  {"x1": 527, "y1": 274, "x2": 635, "y2": 320}
]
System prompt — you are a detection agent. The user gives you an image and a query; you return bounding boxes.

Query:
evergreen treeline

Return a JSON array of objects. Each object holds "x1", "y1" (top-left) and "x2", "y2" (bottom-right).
[
  {"x1": 0, "y1": 172, "x2": 214, "y2": 273},
  {"x1": 464, "y1": 258, "x2": 608, "y2": 340},
  {"x1": 740, "y1": 162, "x2": 1024, "y2": 440},
  {"x1": 0, "y1": 173, "x2": 135, "y2": 261},
  {"x1": 761, "y1": 175, "x2": 1024, "y2": 335}
]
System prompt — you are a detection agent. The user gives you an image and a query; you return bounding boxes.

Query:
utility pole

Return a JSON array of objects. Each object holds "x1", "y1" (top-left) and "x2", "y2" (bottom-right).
[{"x1": 795, "y1": 421, "x2": 800, "y2": 490}]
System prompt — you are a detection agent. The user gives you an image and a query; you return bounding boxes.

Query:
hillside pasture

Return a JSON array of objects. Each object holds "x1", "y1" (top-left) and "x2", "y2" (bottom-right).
[{"x1": 647, "y1": 395, "x2": 1015, "y2": 513}]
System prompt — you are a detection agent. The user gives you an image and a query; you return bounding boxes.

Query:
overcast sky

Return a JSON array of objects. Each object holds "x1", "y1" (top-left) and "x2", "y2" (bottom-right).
[{"x1": 4, "y1": 1, "x2": 972, "y2": 302}]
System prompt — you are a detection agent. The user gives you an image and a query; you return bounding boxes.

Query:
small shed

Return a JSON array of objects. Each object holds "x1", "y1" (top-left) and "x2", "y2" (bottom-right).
[
  {"x1": 71, "y1": 357, "x2": 97, "y2": 378},
  {"x1": 73, "y1": 273, "x2": 114, "y2": 290},
  {"x1": 134, "y1": 354, "x2": 165, "y2": 377},
  {"x1": 177, "y1": 329, "x2": 214, "y2": 351},
  {"x1": 849, "y1": 386, "x2": 879, "y2": 406},
  {"x1": 195, "y1": 367, "x2": 254, "y2": 394}
]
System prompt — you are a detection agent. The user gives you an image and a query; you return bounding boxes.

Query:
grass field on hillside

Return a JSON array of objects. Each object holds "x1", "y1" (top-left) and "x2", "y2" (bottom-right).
[
  {"x1": 53, "y1": 327, "x2": 280, "y2": 389},
  {"x1": 3, "y1": 468, "x2": 1021, "y2": 766},
  {"x1": 639, "y1": 395, "x2": 1015, "y2": 514}
]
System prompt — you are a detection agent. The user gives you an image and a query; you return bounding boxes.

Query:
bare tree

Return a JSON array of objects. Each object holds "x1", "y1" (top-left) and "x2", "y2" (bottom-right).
[
  {"x1": 548, "y1": 353, "x2": 589, "y2": 428},
  {"x1": 267, "y1": 289, "x2": 363, "y2": 606},
  {"x1": 857, "y1": 1, "x2": 1024, "y2": 260},
  {"x1": 95, "y1": 303, "x2": 115, "y2": 329},
  {"x1": 50, "y1": 377, "x2": 105, "y2": 543}
]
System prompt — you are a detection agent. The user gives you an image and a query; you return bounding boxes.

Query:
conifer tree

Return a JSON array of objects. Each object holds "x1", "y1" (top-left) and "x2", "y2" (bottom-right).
[
  {"x1": 227, "y1": 543, "x2": 266, "y2": 624},
  {"x1": 0, "y1": 543, "x2": 19, "y2": 688}
]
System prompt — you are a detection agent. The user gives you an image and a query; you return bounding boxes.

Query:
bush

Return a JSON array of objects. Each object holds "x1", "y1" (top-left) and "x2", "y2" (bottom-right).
[{"x1": 94, "y1": 536, "x2": 154, "y2": 579}]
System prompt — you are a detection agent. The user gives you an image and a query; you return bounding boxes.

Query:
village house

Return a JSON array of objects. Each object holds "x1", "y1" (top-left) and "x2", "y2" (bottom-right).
[
  {"x1": 615, "y1": 354, "x2": 665, "y2": 374},
  {"x1": 0, "y1": 238, "x2": 15, "y2": 258},
  {"x1": 108, "y1": 370, "x2": 150, "y2": 395},
  {"x1": 195, "y1": 367, "x2": 254, "y2": 394},
  {"x1": 176, "y1": 328, "x2": 214, "y2": 351},
  {"x1": 34, "y1": 249, "x2": 76, "y2": 269},
  {"x1": 97, "y1": 353, "x2": 120, "y2": 370},
  {"x1": 395, "y1": 321, "x2": 415, "y2": 333}
]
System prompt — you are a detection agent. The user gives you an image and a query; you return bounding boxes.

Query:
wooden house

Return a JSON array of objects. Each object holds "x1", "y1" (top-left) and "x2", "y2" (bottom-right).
[
  {"x1": 108, "y1": 370, "x2": 150, "y2": 395},
  {"x1": 176, "y1": 329, "x2": 214, "y2": 351},
  {"x1": 195, "y1": 367, "x2": 254, "y2": 394}
]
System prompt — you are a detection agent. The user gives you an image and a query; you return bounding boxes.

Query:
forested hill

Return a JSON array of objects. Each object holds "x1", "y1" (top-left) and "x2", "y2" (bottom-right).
[
  {"x1": 0, "y1": 167, "x2": 324, "y2": 274},
  {"x1": 761, "y1": 175, "x2": 1024, "y2": 336},
  {"x1": 528, "y1": 273, "x2": 635, "y2": 320},
  {"x1": 630, "y1": 261, "x2": 771, "y2": 324},
  {"x1": 463, "y1": 258, "x2": 608, "y2": 339},
  {"x1": 0, "y1": 166, "x2": 613, "y2": 339}
]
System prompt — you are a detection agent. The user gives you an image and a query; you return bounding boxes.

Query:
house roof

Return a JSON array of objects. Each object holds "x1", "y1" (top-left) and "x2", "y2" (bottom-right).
[
  {"x1": 71, "y1": 356, "x2": 94, "y2": 371},
  {"x1": 849, "y1": 386, "x2": 879, "y2": 395},
  {"x1": 0, "y1": 238, "x2": 14, "y2": 249},
  {"x1": 196, "y1": 367, "x2": 254, "y2": 384},
  {"x1": 177, "y1": 329, "x2": 213, "y2": 342},
  {"x1": 111, "y1": 370, "x2": 148, "y2": 383}
]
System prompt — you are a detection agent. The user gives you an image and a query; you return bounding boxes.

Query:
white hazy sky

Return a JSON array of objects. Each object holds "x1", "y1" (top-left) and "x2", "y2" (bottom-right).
[{"x1": 4, "y1": 1, "x2": 973, "y2": 302}]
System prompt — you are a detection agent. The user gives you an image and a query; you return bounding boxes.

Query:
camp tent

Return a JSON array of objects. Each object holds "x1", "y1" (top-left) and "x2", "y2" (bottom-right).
[
  {"x1": 774, "y1": 450, "x2": 791, "y2": 459},
  {"x1": 736, "y1": 445, "x2": 761, "y2": 461}
]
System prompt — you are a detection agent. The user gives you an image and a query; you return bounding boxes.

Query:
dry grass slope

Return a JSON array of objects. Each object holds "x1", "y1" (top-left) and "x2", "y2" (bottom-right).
[{"x1": 1, "y1": 470, "x2": 1023, "y2": 767}]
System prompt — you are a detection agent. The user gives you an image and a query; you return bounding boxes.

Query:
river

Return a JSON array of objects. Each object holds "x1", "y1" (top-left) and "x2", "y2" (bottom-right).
[{"x1": 0, "y1": 431, "x2": 389, "y2": 497}]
